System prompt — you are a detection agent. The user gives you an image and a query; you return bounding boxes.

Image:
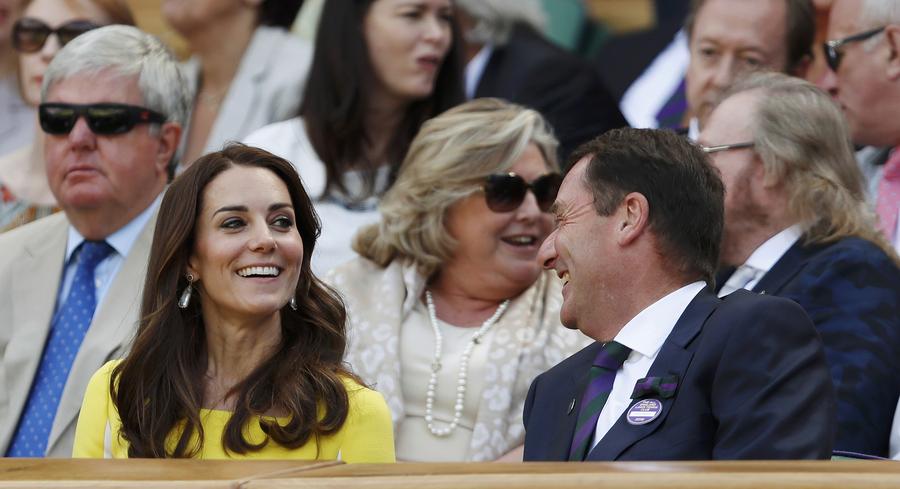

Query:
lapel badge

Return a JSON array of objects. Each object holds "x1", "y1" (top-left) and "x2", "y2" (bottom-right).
[
  {"x1": 626, "y1": 399, "x2": 663, "y2": 425},
  {"x1": 567, "y1": 397, "x2": 576, "y2": 415}
]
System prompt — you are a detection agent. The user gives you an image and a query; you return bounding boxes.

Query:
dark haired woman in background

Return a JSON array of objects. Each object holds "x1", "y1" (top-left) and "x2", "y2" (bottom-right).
[
  {"x1": 73, "y1": 145, "x2": 394, "y2": 461},
  {"x1": 163, "y1": 0, "x2": 312, "y2": 165},
  {"x1": 246, "y1": 0, "x2": 464, "y2": 275}
]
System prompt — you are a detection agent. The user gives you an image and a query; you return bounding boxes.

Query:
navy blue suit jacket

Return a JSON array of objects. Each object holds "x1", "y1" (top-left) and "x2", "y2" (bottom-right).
[
  {"x1": 717, "y1": 237, "x2": 900, "y2": 457},
  {"x1": 523, "y1": 288, "x2": 835, "y2": 461}
]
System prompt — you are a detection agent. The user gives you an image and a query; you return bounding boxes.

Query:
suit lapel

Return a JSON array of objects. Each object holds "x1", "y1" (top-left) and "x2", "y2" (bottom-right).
[
  {"x1": 751, "y1": 241, "x2": 822, "y2": 295},
  {"x1": 586, "y1": 290, "x2": 719, "y2": 461},
  {"x1": 47, "y1": 211, "x2": 157, "y2": 452},
  {"x1": 1, "y1": 214, "x2": 67, "y2": 449}
]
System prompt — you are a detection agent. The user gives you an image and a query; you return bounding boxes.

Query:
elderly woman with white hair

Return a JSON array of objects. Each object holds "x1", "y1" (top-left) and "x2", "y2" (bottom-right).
[{"x1": 328, "y1": 98, "x2": 589, "y2": 462}]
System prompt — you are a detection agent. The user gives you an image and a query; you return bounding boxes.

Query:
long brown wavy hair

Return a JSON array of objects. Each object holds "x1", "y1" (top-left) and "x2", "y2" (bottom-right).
[{"x1": 111, "y1": 144, "x2": 358, "y2": 458}]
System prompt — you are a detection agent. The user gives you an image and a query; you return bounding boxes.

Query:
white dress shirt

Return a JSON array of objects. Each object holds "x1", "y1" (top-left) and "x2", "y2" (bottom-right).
[
  {"x1": 56, "y1": 195, "x2": 161, "y2": 312},
  {"x1": 717, "y1": 225, "x2": 803, "y2": 298},
  {"x1": 591, "y1": 281, "x2": 707, "y2": 450}
]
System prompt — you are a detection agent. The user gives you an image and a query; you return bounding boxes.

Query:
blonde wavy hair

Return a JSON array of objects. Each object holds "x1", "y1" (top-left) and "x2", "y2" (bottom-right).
[
  {"x1": 353, "y1": 98, "x2": 559, "y2": 277},
  {"x1": 723, "y1": 72, "x2": 898, "y2": 262}
]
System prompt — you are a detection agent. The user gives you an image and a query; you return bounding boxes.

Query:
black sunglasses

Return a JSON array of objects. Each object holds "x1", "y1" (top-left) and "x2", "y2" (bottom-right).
[
  {"x1": 483, "y1": 172, "x2": 562, "y2": 213},
  {"x1": 823, "y1": 26, "x2": 886, "y2": 72},
  {"x1": 39, "y1": 103, "x2": 168, "y2": 136},
  {"x1": 12, "y1": 17, "x2": 101, "y2": 53}
]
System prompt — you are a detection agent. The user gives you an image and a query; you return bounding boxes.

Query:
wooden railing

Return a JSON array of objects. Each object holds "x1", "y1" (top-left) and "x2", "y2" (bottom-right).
[{"x1": 1, "y1": 459, "x2": 899, "y2": 488}]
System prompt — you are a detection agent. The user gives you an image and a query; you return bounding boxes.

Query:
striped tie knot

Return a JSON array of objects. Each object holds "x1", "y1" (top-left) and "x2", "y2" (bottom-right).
[{"x1": 593, "y1": 340, "x2": 632, "y2": 370}]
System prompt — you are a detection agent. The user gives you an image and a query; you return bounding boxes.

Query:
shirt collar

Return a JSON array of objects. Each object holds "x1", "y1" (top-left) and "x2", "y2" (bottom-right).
[
  {"x1": 743, "y1": 224, "x2": 803, "y2": 274},
  {"x1": 65, "y1": 194, "x2": 163, "y2": 264},
  {"x1": 614, "y1": 281, "x2": 706, "y2": 359},
  {"x1": 464, "y1": 43, "x2": 495, "y2": 99}
]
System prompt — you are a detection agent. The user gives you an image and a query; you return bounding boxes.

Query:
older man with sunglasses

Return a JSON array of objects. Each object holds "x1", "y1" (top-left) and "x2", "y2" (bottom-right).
[
  {"x1": 0, "y1": 25, "x2": 187, "y2": 457},
  {"x1": 819, "y1": 0, "x2": 900, "y2": 252}
]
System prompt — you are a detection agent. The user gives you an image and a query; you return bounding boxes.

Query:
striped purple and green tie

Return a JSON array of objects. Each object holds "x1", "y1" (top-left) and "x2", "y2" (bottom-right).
[{"x1": 568, "y1": 341, "x2": 632, "y2": 461}]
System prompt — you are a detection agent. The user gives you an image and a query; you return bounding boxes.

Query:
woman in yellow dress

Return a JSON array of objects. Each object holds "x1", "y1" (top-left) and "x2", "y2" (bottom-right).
[{"x1": 73, "y1": 144, "x2": 395, "y2": 461}]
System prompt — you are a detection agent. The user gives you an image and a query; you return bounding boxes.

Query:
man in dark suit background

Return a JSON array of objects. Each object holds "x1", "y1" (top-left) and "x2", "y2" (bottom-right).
[
  {"x1": 455, "y1": 0, "x2": 627, "y2": 163},
  {"x1": 524, "y1": 127, "x2": 834, "y2": 461},
  {"x1": 700, "y1": 72, "x2": 900, "y2": 457}
]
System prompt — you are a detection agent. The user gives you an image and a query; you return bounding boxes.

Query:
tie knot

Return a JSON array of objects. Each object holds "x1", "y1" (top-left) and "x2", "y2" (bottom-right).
[
  {"x1": 78, "y1": 240, "x2": 114, "y2": 269},
  {"x1": 594, "y1": 341, "x2": 632, "y2": 370}
]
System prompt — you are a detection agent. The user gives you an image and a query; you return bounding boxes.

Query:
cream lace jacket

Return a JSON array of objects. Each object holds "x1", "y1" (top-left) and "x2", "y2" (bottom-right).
[{"x1": 327, "y1": 258, "x2": 591, "y2": 461}]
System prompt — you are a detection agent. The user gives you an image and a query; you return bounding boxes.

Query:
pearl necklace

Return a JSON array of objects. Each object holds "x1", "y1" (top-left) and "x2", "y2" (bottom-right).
[{"x1": 424, "y1": 291, "x2": 510, "y2": 437}]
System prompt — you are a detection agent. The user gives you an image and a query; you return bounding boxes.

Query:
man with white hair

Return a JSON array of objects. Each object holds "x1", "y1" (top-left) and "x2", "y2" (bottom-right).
[
  {"x1": 819, "y1": 0, "x2": 900, "y2": 251},
  {"x1": 701, "y1": 72, "x2": 900, "y2": 458},
  {"x1": 455, "y1": 0, "x2": 627, "y2": 162},
  {"x1": 0, "y1": 25, "x2": 188, "y2": 457}
]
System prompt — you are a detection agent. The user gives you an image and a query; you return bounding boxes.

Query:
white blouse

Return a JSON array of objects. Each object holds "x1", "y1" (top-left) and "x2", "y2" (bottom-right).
[{"x1": 396, "y1": 301, "x2": 495, "y2": 461}]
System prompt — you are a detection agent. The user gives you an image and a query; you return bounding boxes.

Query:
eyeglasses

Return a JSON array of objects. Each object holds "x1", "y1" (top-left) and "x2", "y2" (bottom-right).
[
  {"x1": 39, "y1": 103, "x2": 167, "y2": 136},
  {"x1": 700, "y1": 142, "x2": 755, "y2": 154},
  {"x1": 483, "y1": 172, "x2": 562, "y2": 213},
  {"x1": 12, "y1": 17, "x2": 101, "y2": 53},
  {"x1": 823, "y1": 26, "x2": 886, "y2": 72}
]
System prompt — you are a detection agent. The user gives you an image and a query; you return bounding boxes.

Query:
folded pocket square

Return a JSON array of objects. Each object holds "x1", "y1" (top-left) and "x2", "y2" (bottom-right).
[{"x1": 631, "y1": 375, "x2": 679, "y2": 399}]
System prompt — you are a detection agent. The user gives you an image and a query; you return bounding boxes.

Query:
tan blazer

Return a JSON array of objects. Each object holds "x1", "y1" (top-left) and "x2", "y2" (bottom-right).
[{"x1": 0, "y1": 210, "x2": 156, "y2": 457}]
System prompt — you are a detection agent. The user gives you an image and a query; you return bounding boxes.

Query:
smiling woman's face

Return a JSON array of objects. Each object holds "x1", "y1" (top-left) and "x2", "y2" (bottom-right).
[
  {"x1": 188, "y1": 165, "x2": 304, "y2": 324},
  {"x1": 441, "y1": 143, "x2": 555, "y2": 299}
]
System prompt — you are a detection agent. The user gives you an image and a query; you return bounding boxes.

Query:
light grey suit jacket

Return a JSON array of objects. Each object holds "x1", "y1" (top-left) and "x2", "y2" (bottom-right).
[
  {"x1": 0, "y1": 210, "x2": 156, "y2": 457},
  {"x1": 181, "y1": 26, "x2": 313, "y2": 160}
]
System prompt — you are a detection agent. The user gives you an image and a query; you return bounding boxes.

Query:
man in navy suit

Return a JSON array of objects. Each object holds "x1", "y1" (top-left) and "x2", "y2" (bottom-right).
[
  {"x1": 700, "y1": 72, "x2": 900, "y2": 458},
  {"x1": 524, "y1": 127, "x2": 834, "y2": 461}
]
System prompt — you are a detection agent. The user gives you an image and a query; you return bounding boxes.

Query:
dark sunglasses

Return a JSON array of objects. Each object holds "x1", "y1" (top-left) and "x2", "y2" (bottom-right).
[
  {"x1": 483, "y1": 172, "x2": 562, "y2": 213},
  {"x1": 823, "y1": 26, "x2": 885, "y2": 72},
  {"x1": 12, "y1": 17, "x2": 101, "y2": 53},
  {"x1": 39, "y1": 103, "x2": 167, "y2": 136}
]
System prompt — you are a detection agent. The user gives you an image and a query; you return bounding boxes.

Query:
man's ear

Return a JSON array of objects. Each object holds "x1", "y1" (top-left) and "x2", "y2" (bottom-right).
[
  {"x1": 885, "y1": 24, "x2": 900, "y2": 81},
  {"x1": 616, "y1": 192, "x2": 650, "y2": 247},
  {"x1": 155, "y1": 122, "x2": 182, "y2": 176}
]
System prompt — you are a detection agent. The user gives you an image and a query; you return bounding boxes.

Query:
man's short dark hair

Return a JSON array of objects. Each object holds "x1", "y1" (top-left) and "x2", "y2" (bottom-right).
[
  {"x1": 569, "y1": 128, "x2": 725, "y2": 283},
  {"x1": 684, "y1": 0, "x2": 815, "y2": 73}
]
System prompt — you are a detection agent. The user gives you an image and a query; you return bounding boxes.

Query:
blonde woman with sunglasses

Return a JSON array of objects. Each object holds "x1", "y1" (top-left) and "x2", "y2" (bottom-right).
[{"x1": 327, "y1": 98, "x2": 590, "y2": 462}]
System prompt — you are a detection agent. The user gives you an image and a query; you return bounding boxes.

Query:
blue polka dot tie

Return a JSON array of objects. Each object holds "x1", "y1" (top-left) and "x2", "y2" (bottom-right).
[{"x1": 7, "y1": 240, "x2": 114, "y2": 457}]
